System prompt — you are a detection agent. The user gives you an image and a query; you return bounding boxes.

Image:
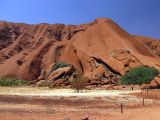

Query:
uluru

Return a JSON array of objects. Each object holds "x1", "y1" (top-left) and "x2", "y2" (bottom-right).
[
  {"x1": 0, "y1": 18, "x2": 159, "y2": 88},
  {"x1": 1, "y1": 0, "x2": 160, "y2": 120}
]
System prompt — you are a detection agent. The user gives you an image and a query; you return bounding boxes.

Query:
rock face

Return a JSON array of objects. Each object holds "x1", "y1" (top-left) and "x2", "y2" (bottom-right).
[
  {"x1": 141, "y1": 76, "x2": 160, "y2": 89},
  {"x1": 134, "y1": 35, "x2": 160, "y2": 57},
  {"x1": 0, "y1": 18, "x2": 159, "y2": 87}
]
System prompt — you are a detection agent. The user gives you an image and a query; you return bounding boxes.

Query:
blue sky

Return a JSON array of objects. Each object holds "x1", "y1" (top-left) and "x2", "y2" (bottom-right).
[{"x1": 0, "y1": 0, "x2": 160, "y2": 38}]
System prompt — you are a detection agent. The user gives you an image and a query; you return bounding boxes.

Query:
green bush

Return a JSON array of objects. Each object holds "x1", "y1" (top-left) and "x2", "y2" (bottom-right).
[
  {"x1": 52, "y1": 62, "x2": 71, "y2": 71},
  {"x1": 0, "y1": 77, "x2": 29, "y2": 86},
  {"x1": 120, "y1": 66, "x2": 159, "y2": 85}
]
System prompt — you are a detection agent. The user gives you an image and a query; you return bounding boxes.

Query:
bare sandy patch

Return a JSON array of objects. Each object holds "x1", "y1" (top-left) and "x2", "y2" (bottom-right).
[{"x1": 0, "y1": 87, "x2": 160, "y2": 120}]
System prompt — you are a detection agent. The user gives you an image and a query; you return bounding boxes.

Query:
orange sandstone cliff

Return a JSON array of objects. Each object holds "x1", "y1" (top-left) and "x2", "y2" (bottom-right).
[{"x1": 0, "y1": 18, "x2": 159, "y2": 88}]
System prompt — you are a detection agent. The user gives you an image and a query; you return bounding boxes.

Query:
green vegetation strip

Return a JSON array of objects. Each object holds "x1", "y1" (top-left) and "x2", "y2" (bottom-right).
[{"x1": 0, "y1": 77, "x2": 30, "y2": 86}]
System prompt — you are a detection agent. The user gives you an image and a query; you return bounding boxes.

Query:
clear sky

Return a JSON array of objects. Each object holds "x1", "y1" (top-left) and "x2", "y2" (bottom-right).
[{"x1": 0, "y1": 0, "x2": 160, "y2": 38}]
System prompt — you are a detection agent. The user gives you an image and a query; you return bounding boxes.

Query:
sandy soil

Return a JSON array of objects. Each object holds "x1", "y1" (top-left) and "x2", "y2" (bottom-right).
[{"x1": 0, "y1": 87, "x2": 160, "y2": 120}]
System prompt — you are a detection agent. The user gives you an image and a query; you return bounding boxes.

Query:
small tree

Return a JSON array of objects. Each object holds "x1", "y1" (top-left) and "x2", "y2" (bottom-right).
[
  {"x1": 70, "y1": 72, "x2": 88, "y2": 92},
  {"x1": 120, "y1": 66, "x2": 159, "y2": 85}
]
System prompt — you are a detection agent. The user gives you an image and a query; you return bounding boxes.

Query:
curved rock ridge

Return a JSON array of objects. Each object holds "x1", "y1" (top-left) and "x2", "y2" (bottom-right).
[
  {"x1": 0, "y1": 18, "x2": 159, "y2": 87},
  {"x1": 134, "y1": 35, "x2": 160, "y2": 57}
]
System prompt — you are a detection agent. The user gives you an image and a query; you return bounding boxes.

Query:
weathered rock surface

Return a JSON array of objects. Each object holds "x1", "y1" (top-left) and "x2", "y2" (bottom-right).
[
  {"x1": 0, "y1": 18, "x2": 159, "y2": 87},
  {"x1": 141, "y1": 76, "x2": 160, "y2": 89},
  {"x1": 134, "y1": 35, "x2": 160, "y2": 57}
]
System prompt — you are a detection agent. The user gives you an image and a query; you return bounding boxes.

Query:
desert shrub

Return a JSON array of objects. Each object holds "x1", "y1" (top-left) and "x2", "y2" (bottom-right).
[
  {"x1": 70, "y1": 72, "x2": 88, "y2": 92},
  {"x1": 52, "y1": 62, "x2": 71, "y2": 71},
  {"x1": 120, "y1": 66, "x2": 159, "y2": 85},
  {"x1": 0, "y1": 77, "x2": 29, "y2": 86}
]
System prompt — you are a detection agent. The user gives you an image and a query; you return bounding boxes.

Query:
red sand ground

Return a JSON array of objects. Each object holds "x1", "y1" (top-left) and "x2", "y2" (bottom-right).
[
  {"x1": 0, "y1": 87, "x2": 160, "y2": 120},
  {"x1": 1, "y1": 104, "x2": 160, "y2": 120}
]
